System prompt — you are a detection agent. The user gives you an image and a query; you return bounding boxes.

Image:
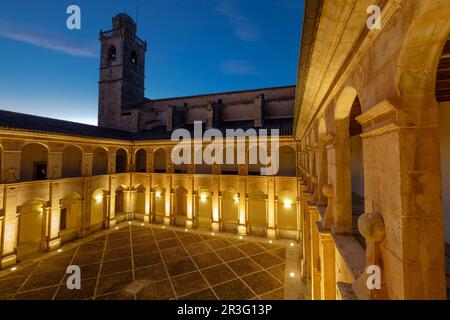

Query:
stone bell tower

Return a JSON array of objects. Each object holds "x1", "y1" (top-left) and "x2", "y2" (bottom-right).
[{"x1": 98, "y1": 13, "x2": 147, "y2": 132}]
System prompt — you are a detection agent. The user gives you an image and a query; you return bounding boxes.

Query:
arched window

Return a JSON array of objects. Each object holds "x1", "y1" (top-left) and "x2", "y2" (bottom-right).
[
  {"x1": 131, "y1": 50, "x2": 137, "y2": 65},
  {"x1": 116, "y1": 149, "x2": 128, "y2": 173},
  {"x1": 92, "y1": 147, "x2": 108, "y2": 176},
  {"x1": 20, "y1": 143, "x2": 48, "y2": 181},
  {"x1": 135, "y1": 149, "x2": 146, "y2": 172},
  {"x1": 108, "y1": 46, "x2": 116, "y2": 61},
  {"x1": 62, "y1": 145, "x2": 82, "y2": 178}
]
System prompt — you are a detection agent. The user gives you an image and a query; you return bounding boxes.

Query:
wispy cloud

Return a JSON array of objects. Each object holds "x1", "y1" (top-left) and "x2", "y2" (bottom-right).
[
  {"x1": 0, "y1": 19, "x2": 97, "y2": 58},
  {"x1": 215, "y1": 1, "x2": 262, "y2": 42},
  {"x1": 219, "y1": 59, "x2": 260, "y2": 76}
]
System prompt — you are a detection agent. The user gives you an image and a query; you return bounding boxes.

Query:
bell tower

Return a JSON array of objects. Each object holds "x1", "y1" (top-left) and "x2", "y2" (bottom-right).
[{"x1": 98, "y1": 13, "x2": 147, "y2": 131}]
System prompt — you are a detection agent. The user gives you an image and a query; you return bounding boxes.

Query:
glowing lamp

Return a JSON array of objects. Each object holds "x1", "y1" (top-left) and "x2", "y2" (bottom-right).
[
  {"x1": 95, "y1": 195, "x2": 103, "y2": 203},
  {"x1": 155, "y1": 191, "x2": 161, "y2": 199},
  {"x1": 200, "y1": 193, "x2": 207, "y2": 202},
  {"x1": 234, "y1": 196, "x2": 239, "y2": 204},
  {"x1": 283, "y1": 199, "x2": 293, "y2": 208}
]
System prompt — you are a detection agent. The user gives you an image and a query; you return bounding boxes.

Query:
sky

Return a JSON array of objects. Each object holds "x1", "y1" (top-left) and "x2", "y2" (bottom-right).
[{"x1": 0, "y1": 0, "x2": 304, "y2": 125}]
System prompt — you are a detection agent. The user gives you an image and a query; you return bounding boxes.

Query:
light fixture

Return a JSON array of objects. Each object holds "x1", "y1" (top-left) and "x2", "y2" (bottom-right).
[
  {"x1": 162, "y1": 226, "x2": 166, "y2": 229},
  {"x1": 200, "y1": 193, "x2": 207, "y2": 202},
  {"x1": 115, "y1": 226, "x2": 119, "y2": 230},
  {"x1": 211, "y1": 232, "x2": 215, "y2": 236},
  {"x1": 10, "y1": 267, "x2": 17, "y2": 271},
  {"x1": 128, "y1": 221, "x2": 132, "y2": 225},
  {"x1": 95, "y1": 195, "x2": 103, "y2": 203},
  {"x1": 283, "y1": 199, "x2": 293, "y2": 208},
  {"x1": 269, "y1": 240, "x2": 273, "y2": 244},
  {"x1": 239, "y1": 236, "x2": 243, "y2": 240},
  {"x1": 155, "y1": 191, "x2": 161, "y2": 199},
  {"x1": 234, "y1": 196, "x2": 239, "y2": 204},
  {"x1": 141, "y1": 223, "x2": 144, "y2": 226},
  {"x1": 185, "y1": 229, "x2": 188, "y2": 232},
  {"x1": 289, "y1": 272, "x2": 295, "y2": 278},
  {"x1": 57, "y1": 249, "x2": 62, "y2": 253},
  {"x1": 290, "y1": 242, "x2": 295, "y2": 247}
]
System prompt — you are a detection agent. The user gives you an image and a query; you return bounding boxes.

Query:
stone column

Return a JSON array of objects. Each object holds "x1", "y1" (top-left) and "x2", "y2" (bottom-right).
[
  {"x1": 47, "y1": 182, "x2": 62, "y2": 250},
  {"x1": 108, "y1": 152, "x2": 116, "y2": 174},
  {"x1": 238, "y1": 177, "x2": 247, "y2": 235},
  {"x1": 186, "y1": 175, "x2": 194, "y2": 228},
  {"x1": 211, "y1": 176, "x2": 220, "y2": 231},
  {"x1": 164, "y1": 175, "x2": 172, "y2": 225},
  {"x1": 82, "y1": 152, "x2": 93, "y2": 177},
  {"x1": 0, "y1": 187, "x2": 18, "y2": 268},
  {"x1": 1, "y1": 150, "x2": 21, "y2": 183},
  {"x1": 318, "y1": 225, "x2": 336, "y2": 300},
  {"x1": 48, "y1": 151, "x2": 63, "y2": 179},
  {"x1": 267, "y1": 177, "x2": 276, "y2": 238}
]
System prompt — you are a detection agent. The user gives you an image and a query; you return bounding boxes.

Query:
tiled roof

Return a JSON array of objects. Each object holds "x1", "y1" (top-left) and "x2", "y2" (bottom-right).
[
  {"x1": 0, "y1": 109, "x2": 293, "y2": 141},
  {"x1": 0, "y1": 110, "x2": 131, "y2": 140}
]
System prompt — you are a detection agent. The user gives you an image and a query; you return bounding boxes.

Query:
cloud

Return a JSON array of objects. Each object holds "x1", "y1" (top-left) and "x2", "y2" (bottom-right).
[
  {"x1": 215, "y1": 1, "x2": 262, "y2": 42},
  {"x1": 219, "y1": 59, "x2": 260, "y2": 75},
  {"x1": 0, "y1": 19, "x2": 97, "y2": 58}
]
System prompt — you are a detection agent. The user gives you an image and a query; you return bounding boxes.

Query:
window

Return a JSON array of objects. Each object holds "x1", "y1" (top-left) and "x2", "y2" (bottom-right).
[
  {"x1": 131, "y1": 50, "x2": 137, "y2": 65},
  {"x1": 60, "y1": 208, "x2": 67, "y2": 231},
  {"x1": 108, "y1": 46, "x2": 116, "y2": 60}
]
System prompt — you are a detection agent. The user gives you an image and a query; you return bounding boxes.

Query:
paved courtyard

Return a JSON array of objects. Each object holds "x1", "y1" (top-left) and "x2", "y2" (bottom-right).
[{"x1": 0, "y1": 224, "x2": 301, "y2": 300}]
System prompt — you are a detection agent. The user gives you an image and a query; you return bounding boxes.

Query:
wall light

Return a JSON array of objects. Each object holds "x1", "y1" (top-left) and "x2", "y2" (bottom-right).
[
  {"x1": 95, "y1": 195, "x2": 103, "y2": 203},
  {"x1": 289, "y1": 272, "x2": 296, "y2": 278},
  {"x1": 57, "y1": 249, "x2": 62, "y2": 253},
  {"x1": 155, "y1": 191, "x2": 161, "y2": 199},
  {"x1": 200, "y1": 193, "x2": 207, "y2": 202},
  {"x1": 283, "y1": 199, "x2": 293, "y2": 208},
  {"x1": 10, "y1": 267, "x2": 17, "y2": 271},
  {"x1": 234, "y1": 195, "x2": 239, "y2": 204}
]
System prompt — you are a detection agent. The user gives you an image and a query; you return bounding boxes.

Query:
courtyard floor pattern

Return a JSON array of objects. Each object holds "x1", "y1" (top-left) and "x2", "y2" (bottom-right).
[{"x1": 0, "y1": 224, "x2": 293, "y2": 300}]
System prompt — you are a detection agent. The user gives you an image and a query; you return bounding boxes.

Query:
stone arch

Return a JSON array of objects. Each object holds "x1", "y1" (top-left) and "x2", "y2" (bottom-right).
[
  {"x1": 115, "y1": 185, "x2": 128, "y2": 216},
  {"x1": 20, "y1": 143, "x2": 48, "y2": 181},
  {"x1": 196, "y1": 187, "x2": 212, "y2": 228},
  {"x1": 247, "y1": 190, "x2": 267, "y2": 236},
  {"x1": 332, "y1": 86, "x2": 363, "y2": 236},
  {"x1": 115, "y1": 148, "x2": 128, "y2": 173},
  {"x1": 135, "y1": 148, "x2": 147, "y2": 172},
  {"x1": 132, "y1": 184, "x2": 146, "y2": 215},
  {"x1": 17, "y1": 198, "x2": 46, "y2": 260},
  {"x1": 153, "y1": 148, "x2": 166, "y2": 173},
  {"x1": 221, "y1": 187, "x2": 239, "y2": 233},
  {"x1": 60, "y1": 192, "x2": 82, "y2": 242},
  {"x1": 278, "y1": 145, "x2": 296, "y2": 176},
  {"x1": 92, "y1": 147, "x2": 108, "y2": 176},
  {"x1": 91, "y1": 189, "x2": 108, "y2": 228},
  {"x1": 62, "y1": 145, "x2": 82, "y2": 178},
  {"x1": 152, "y1": 185, "x2": 166, "y2": 222},
  {"x1": 173, "y1": 186, "x2": 187, "y2": 226},
  {"x1": 276, "y1": 190, "x2": 297, "y2": 234},
  {"x1": 394, "y1": 3, "x2": 450, "y2": 299}
]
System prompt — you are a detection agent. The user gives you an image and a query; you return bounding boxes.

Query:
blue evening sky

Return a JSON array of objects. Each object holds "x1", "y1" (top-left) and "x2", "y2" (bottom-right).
[{"x1": 0, "y1": 0, "x2": 303, "y2": 125}]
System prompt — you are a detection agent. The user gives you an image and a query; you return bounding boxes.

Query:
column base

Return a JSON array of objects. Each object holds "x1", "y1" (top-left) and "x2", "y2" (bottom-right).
[
  {"x1": 47, "y1": 237, "x2": 61, "y2": 251},
  {"x1": 1, "y1": 253, "x2": 17, "y2": 269},
  {"x1": 186, "y1": 219, "x2": 194, "y2": 228},
  {"x1": 109, "y1": 218, "x2": 117, "y2": 228},
  {"x1": 238, "y1": 225, "x2": 247, "y2": 236},
  {"x1": 266, "y1": 228, "x2": 277, "y2": 239},
  {"x1": 211, "y1": 222, "x2": 220, "y2": 232}
]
